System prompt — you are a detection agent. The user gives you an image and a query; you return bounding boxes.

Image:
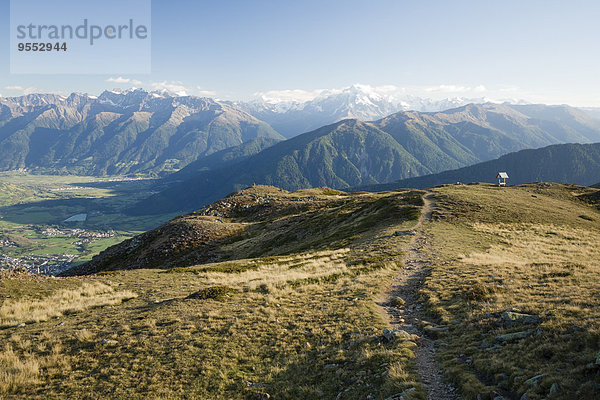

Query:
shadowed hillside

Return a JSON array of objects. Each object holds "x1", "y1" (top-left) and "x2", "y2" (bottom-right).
[
  {"x1": 65, "y1": 185, "x2": 424, "y2": 275},
  {"x1": 356, "y1": 143, "x2": 600, "y2": 191}
]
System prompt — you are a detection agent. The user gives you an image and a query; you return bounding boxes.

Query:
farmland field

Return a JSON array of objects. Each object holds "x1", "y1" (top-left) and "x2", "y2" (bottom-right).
[{"x1": 0, "y1": 173, "x2": 176, "y2": 274}]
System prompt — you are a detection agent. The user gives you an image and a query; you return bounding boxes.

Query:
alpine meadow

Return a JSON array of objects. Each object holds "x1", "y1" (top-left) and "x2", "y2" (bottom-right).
[{"x1": 1, "y1": 1, "x2": 600, "y2": 400}]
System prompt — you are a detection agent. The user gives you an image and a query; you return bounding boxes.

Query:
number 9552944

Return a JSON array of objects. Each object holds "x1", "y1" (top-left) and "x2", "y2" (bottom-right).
[{"x1": 17, "y1": 42, "x2": 67, "y2": 51}]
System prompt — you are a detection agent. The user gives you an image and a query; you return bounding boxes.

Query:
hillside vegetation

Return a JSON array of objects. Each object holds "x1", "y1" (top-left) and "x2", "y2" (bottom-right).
[
  {"x1": 419, "y1": 183, "x2": 600, "y2": 399},
  {"x1": 1, "y1": 183, "x2": 599, "y2": 399},
  {"x1": 3, "y1": 186, "x2": 428, "y2": 399}
]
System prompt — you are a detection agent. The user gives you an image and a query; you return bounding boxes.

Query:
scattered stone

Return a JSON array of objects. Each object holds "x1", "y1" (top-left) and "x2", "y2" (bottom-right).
[
  {"x1": 500, "y1": 311, "x2": 541, "y2": 328},
  {"x1": 384, "y1": 387, "x2": 416, "y2": 400},
  {"x1": 243, "y1": 380, "x2": 271, "y2": 389},
  {"x1": 524, "y1": 374, "x2": 545, "y2": 387},
  {"x1": 382, "y1": 328, "x2": 419, "y2": 342},
  {"x1": 495, "y1": 330, "x2": 534, "y2": 342},
  {"x1": 393, "y1": 230, "x2": 416, "y2": 237},
  {"x1": 520, "y1": 393, "x2": 528, "y2": 400},
  {"x1": 98, "y1": 339, "x2": 118, "y2": 346},
  {"x1": 423, "y1": 325, "x2": 449, "y2": 339},
  {"x1": 420, "y1": 320, "x2": 436, "y2": 329},
  {"x1": 390, "y1": 297, "x2": 405, "y2": 307},
  {"x1": 549, "y1": 383, "x2": 560, "y2": 394},
  {"x1": 495, "y1": 373, "x2": 508, "y2": 384}
]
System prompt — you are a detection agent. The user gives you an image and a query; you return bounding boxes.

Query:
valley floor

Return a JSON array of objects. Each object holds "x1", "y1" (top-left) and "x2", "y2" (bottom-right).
[{"x1": 0, "y1": 173, "x2": 176, "y2": 274}]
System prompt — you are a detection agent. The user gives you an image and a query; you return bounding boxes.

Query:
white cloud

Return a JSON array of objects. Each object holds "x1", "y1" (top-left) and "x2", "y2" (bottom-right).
[
  {"x1": 372, "y1": 84, "x2": 406, "y2": 94},
  {"x1": 3, "y1": 86, "x2": 37, "y2": 95},
  {"x1": 249, "y1": 83, "x2": 543, "y2": 106},
  {"x1": 106, "y1": 77, "x2": 142, "y2": 85},
  {"x1": 196, "y1": 87, "x2": 217, "y2": 97},
  {"x1": 150, "y1": 81, "x2": 188, "y2": 96},
  {"x1": 253, "y1": 88, "x2": 328, "y2": 103},
  {"x1": 424, "y1": 84, "x2": 487, "y2": 93},
  {"x1": 254, "y1": 84, "x2": 410, "y2": 104}
]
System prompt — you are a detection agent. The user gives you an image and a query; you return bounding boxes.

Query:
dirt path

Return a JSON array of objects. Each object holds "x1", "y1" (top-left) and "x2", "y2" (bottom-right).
[{"x1": 380, "y1": 193, "x2": 460, "y2": 400}]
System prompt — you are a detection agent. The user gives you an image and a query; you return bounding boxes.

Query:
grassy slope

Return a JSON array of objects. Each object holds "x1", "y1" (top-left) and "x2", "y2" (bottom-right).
[
  {"x1": 1, "y1": 187, "x2": 428, "y2": 400},
  {"x1": 420, "y1": 183, "x2": 600, "y2": 399},
  {"x1": 2, "y1": 183, "x2": 600, "y2": 399}
]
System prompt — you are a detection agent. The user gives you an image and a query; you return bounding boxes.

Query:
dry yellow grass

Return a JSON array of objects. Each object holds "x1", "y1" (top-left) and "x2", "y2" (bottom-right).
[
  {"x1": 0, "y1": 335, "x2": 70, "y2": 395},
  {"x1": 201, "y1": 249, "x2": 351, "y2": 290},
  {"x1": 461, "y1": 222, "x2": 600, "y2": 267},
  {"x1": 0, "y1": 345, "x2": 40, "y2": 395},
  {"x1": 420, "y1": 184, "x2": 600, "y2": 399},
  {"x1": 0, "y1": 188, "x2": 426, "y2": 399},
  {"x1": 0, "y1": 282, "x2": 137, "y2": 327}
]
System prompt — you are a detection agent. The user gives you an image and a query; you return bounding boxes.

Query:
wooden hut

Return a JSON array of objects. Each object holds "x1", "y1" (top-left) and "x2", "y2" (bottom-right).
[{"x1": 496, "y1": 172, "x2": 509, "y2": 186}]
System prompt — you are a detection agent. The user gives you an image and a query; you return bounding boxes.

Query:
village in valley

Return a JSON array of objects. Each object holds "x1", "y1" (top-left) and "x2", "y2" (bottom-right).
[
  {"x1": 0, "y1": 225, "x2": 118, "y2": 275},
  {"x1": 0, "y1": 173, "x2": 164, "y2": 277}
]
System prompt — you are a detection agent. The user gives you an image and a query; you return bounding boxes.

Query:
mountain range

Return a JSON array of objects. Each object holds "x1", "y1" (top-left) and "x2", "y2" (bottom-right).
[
  {"x1": 0, "y1": 89, "x2": 282, "y2": 175},
  {"x1": 2, "y1": 88, "x2": 600, "y2": 180},
  {"x1": 355, "y1": 142, "x2": 600, "y2": 191},
  {"x1": 237, "y1": 84, "x2": 494, "y2": 137},
  {"x1": 134, "y1": 103, "x2": 600, "y2": 214}
]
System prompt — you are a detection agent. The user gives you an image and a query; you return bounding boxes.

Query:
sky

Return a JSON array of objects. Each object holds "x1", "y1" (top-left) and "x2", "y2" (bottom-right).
[{"x1": 0, "y1": 0, "x2": 599, "y2": 106}]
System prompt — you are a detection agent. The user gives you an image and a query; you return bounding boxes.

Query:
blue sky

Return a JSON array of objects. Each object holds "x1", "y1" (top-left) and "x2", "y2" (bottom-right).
[{"x1": 1, "y1": 0, "x2": 599, "y2": 105}]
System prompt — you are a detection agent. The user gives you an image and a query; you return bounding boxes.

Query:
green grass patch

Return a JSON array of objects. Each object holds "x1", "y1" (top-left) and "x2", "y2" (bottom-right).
[{"x1": 186, "y1": 285, "x2": 237, "y2": 301}]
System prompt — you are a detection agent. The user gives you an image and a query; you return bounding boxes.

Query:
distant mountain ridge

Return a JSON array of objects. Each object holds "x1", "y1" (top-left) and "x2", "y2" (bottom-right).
[
  {"x1": 0, "y1": 89, "x2": 283, "y2": 175},
  {"x1": 237, "y1": 84, "x2": 492, "y2": 137},
  {"x1": 355, "y1": 143, "x2": 600, "y2": 191},
  {"x1": 133, "y1": 103, "x2": 600, "y2": 214}
]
